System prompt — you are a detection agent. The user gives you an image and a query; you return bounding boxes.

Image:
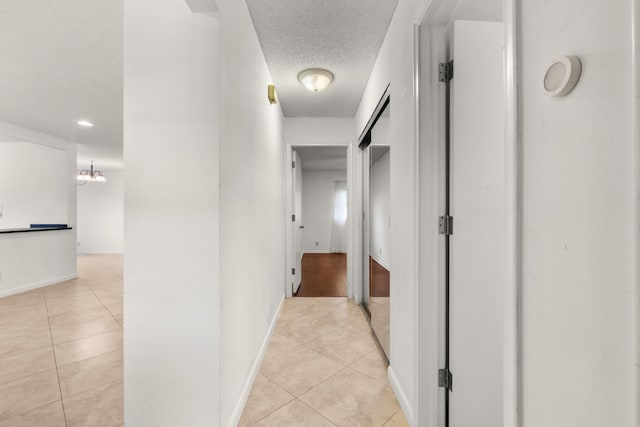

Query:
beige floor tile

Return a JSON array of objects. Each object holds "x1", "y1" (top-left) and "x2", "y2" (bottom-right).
[
  {"x1": 253, "y1": 400, "x2": 335, "y2": 427},
  {"x1": 275, "y1": 312, "x2": 340, "y2": 344},
  {"x1": 306, "y1": 327, "x2": 379, "y2": 365},
  {"x1": 0, "y1": 347, "x2": 56, "y2": 385},
  {"x1": 264, "y1": 333, "x2": 300, "y2": 360},
  {"x1": 113, "y1": 312, "x2": 124, "y2": 327},
  {"x1": 383, "y1": 410, "x2": 410, "y2": 427},
  {"x1": 63, "y1": 380, "x2": 123, "y2": 427},
  {"x1": 261, "y1": 346, "x2": 345, "y2": 396},
  {"x1": 299, "y1": 367, "x2": 399, "y2": 427},
  {"x1": 0, "y1": 324, "x2": 52, "y2": 359},
  {"x1": 0, "y1": 369, "x2": 61, "y2": 420},
  {"x1": 0, "y1": 401, "x2": 66, "y2": 427},
  {"x1": 45, "y1": 294, "x2": 104, "y2": 317},
  {"x1": 43, "y1": 281, "x2": 92, "y2": 299},
  {"x1": 238, "y1": 374, "x2": 294, "y2": 427},
  {"x1": 54, "y1": 329, "x2": 123, "y2": 367},
  {"x1": 58, "y1": 350, "x2": 123, "y2": 399},
  {"x1": 350, "y1": 351, "x2": 389, "y2": 383},
  {"x1": 50, "y1": 312, "x2": 121, "y2": 345}
]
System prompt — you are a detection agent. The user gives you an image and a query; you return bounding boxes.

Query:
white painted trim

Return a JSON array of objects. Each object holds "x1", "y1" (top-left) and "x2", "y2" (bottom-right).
[
  {"x1": 303, "y1": 249, "x2": 331, "y2": 254},
  {"x1": 503, "y1": 0, "x2": 520, "y2": 426},
  {"x1": 226, "y1": 294, "x2": 285, "y2": 427},
  {"x1": 368, "y1": 253, "x2": 390, "y2": 271},
  {"x1": 632, "y1": 0, "x2": 640, "y2": 424},
  {"x1": 0, "y1": 273, "x2": 78, "y2": 297},
  {"x1": 388, "y1": 366, "x2": 414, "y2": 425}
]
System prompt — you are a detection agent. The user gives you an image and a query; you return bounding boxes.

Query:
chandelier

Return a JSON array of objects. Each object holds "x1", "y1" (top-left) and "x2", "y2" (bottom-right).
[{"x1": 77, "y1": 161, "x2": 106, "y2": 183}]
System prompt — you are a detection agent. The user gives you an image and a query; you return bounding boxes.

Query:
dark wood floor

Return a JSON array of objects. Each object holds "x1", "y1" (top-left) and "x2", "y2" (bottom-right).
[
  {"x1": 296, "y1": 253, "x2": 347, "y2": 297},
  {"x1": 370, "y1": 257, "x2": 390, "y2": 297}
]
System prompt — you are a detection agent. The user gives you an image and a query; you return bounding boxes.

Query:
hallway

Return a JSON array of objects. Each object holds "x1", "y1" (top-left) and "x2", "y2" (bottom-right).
[
  {"x1": 239, "y1": 297, "x2": 408, "y2": 426},
  {"x1": 0, "y1": 255, "x2": 123, "y2": 427}
]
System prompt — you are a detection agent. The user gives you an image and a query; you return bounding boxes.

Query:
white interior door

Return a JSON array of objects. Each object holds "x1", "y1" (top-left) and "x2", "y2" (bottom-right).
[
  {"x1": 449, "y1": 20, "x2": 505, "y2": 427},
  {"x1": 292, "y1": 150, "x2": 303, "y2": 293}
]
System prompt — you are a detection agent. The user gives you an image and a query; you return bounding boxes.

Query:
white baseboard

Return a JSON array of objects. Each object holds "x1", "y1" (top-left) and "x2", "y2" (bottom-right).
[
  {"x1": 388, "y1": 366, "x2": 414, "y2": 426},
  {"x1": 0, "y1": 273, "x2": 79, "y2": 298},
  {"x1": 303, "y1": 249, "x2": 330, "y2": 254},
  {"x1": 226, "y1": 294, "x2": 285, "y2": 427},
  {"x1": 369, "y1": 254, "x2": 390, "y2": 271}
]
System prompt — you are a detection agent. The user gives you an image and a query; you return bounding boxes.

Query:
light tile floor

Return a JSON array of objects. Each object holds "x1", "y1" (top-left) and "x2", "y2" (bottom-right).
[
  {"x1": 239, "y1": 297, "x2": 409, "y2": 427},
  {"x1": 0, "y1": 254, "x2": 123, "y2": 427},
  {"x1": 1, "y1": 256, "x2": 407, "y2": 427}
]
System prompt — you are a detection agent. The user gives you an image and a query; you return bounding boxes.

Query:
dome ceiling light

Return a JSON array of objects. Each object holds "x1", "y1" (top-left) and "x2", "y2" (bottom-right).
[{"x1": 298, "y1": 68, "x2": 334, "y2": 93}]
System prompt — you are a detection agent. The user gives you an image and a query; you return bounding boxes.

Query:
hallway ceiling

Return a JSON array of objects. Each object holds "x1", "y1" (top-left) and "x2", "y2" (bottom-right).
[
  {"x1": 0, "y1": 0, "x2": 123, "y2": 163},
  {"x1": 246, "y1": 0, "x2": 399, "y2": 117},
  {"x1": 295, "y1": 146, "x2": 347, "y2": 171}
]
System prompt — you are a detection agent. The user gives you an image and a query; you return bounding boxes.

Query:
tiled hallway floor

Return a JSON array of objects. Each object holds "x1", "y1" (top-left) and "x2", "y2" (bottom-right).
[
  {"x1": 239, "y1": 297, "x2": 409, "y2": 427},
  {"x1": 0, "y1": 254, "x2": 123, "y2": 427}
]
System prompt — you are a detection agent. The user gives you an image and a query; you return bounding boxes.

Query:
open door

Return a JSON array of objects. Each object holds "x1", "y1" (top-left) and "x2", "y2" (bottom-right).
[
  {"x1": 443, "y1": 20, "x2": 506, "y2": 427},
  {"x1": 292, "y1": 150, "x2": 303, "y2": 294}
]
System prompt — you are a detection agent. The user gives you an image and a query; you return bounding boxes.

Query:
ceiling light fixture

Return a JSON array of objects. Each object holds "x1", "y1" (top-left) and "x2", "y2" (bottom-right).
[
  {"x1": 77, "y1": 120, "x2": 94, "y2": 127},
  {"x1": 77, "y1": 161, "x2": 106, "y2": 183},
  {"x1": 298, "y1": 68, "x2": 334, "y2": 93}
]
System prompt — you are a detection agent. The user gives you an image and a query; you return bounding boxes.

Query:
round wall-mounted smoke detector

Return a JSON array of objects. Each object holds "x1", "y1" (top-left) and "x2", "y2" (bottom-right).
[{"x1": 543, "y1": 56, "x2": 582, "y2": 97}]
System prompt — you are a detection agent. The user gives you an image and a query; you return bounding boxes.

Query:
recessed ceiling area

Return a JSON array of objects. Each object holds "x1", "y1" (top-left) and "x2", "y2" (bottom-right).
[
  {"x1": 295, "y1": 146, "x2": 347, "y2": 171},
  {"x1": 246, "y1": 0, "x2": 399, "y2": 117},
  {"x1": 0, "y1": 0, "x2": 123, "y2": 158}
]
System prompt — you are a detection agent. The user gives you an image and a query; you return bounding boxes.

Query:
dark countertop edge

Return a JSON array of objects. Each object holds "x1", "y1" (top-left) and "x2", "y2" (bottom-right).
[{"x1": 0, "y1": 227, "x2": 73, "y2": 234}]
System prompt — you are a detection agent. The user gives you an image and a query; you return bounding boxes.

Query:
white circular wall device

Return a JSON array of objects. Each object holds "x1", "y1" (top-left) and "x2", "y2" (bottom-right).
[{"x1": 543, "y1": 56, "x2": 582, "y2": 97}]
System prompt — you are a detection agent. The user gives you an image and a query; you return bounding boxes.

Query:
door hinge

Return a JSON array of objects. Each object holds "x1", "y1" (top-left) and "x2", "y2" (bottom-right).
[
  {"x1": 291, "y1": 268, "x2": 295, "y2": 275},
  {"x1": 439, "y1": 215, "x2": 453, "y2": 235},
  {"x1": 292, "y1": 161, "x2": 296, "y2": 168},
  {"x1": 438, "y1": 368, "x2": 453, "y2": 391},
  {"x1": 439, "y1": 60, "x2": 454, "y2": 82},
  {"x1": 292, "y1": 214, "x2": 296, "y2": 222}
]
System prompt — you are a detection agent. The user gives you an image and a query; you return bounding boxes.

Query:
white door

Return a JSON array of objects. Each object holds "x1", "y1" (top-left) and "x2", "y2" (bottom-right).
[
  {"x1": 292, "y1": 150, "x2": 303, "y2": 293},
  {"x1": 449, "y1": 20, "x2": 505, "y2": 427}
]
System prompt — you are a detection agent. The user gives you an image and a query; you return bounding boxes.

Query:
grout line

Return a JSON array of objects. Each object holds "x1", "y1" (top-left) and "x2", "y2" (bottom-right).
[
  {"x1": 296, "y1": 398, "x2": 338, "y2": 426},
  {"x1": 43, "y1": 289, "x2": 69, "y2": 427},
  {"x1": 245, "y1": 395, "x2": 295, "y2": 426}
]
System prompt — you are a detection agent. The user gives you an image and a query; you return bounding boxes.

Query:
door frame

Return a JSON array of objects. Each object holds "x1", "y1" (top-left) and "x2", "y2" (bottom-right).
[
  {"x1": 413, "y1": 0, "x2": 520, "y2": 426},
  {"x1": 284, "y1": 143, "x2": 354, "y2": 299}
]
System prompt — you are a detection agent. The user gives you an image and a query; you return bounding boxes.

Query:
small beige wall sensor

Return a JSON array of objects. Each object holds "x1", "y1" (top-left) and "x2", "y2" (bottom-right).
[
  {"x1": 268, "y1": 84, "x2": 278, "y2": 105},
  {"x1": 544, "y1": 55, "x2": 582, "y2": 97}
]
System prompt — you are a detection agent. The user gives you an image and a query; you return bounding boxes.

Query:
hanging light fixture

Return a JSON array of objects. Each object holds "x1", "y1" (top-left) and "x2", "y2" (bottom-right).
[
  {"x1": 298, "y1": 68, "x2": 334, "y2": 92},
  {"x1": 77, "y1": 161, "x2": 106, "y2": 183}
]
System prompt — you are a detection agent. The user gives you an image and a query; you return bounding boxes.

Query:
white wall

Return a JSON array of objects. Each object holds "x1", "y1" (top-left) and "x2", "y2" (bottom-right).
[
  {"x1": 217, "y1": 0, "x2": 286, "y2": 425},
  {"x1": 519, "y1": 1, "x2": 636, "y2": 425},
  {"x1": 0, "y1": 136, "x2": 77, "y2": 297},
  {"x1": 123, "y1": 1, "x2": 220, "y2": 425},
  {"x1": 0, "y1": 142, "x2": 68, "y2": 228},
  {"x1": 77, "y1": 169, "x2": 123, "y2": 254},
  {"x1": 370, "y1": 150, "x2": 390, "y2": 268},
  {"x1": 354, "y1": 0, "x2": 429, "y2": 421},
  {"x1": 302, "y1": 169, "x2": 347, "y2": 252},
  {"x1": 285, "y1": 117, "x2": 355, "y2": 145}
]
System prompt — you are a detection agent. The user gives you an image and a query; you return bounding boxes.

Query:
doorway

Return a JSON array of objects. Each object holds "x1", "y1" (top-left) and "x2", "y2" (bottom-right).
[{"x1": 287, "y1": 146, "x2": 349, "y2": 297}]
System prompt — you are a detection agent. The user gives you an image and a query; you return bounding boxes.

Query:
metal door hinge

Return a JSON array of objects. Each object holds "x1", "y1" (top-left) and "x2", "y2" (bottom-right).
[
  {"x1": 439, "y1": 215, "x2": 453, "y2": 235},
  {"x1": 292, "y1": 161, "x2": 296, "y2": 168},
  {"x1": 292, "y1": 214, "x2": 296, "y2": 222},
  {"x1": 291, "y1": 268, "x2": 295, "y2": 275},
  {"x1": 438, "y1": 368, "x2": 453, "y2": 390},
  {"x1": 439, "y1": 61, "x2": 454, "y2": 82}
]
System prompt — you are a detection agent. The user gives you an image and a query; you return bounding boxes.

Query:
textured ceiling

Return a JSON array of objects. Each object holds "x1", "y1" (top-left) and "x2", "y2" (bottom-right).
[
  {"x1": 0, "y1": 1, "x2": 123, "y2": 153},
  {"x1": 295, "y1": 146, "x2": 347, "y2": 171},
  {"x1": 246, "y1": 0, "x2": 398, "y2": 117}
]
